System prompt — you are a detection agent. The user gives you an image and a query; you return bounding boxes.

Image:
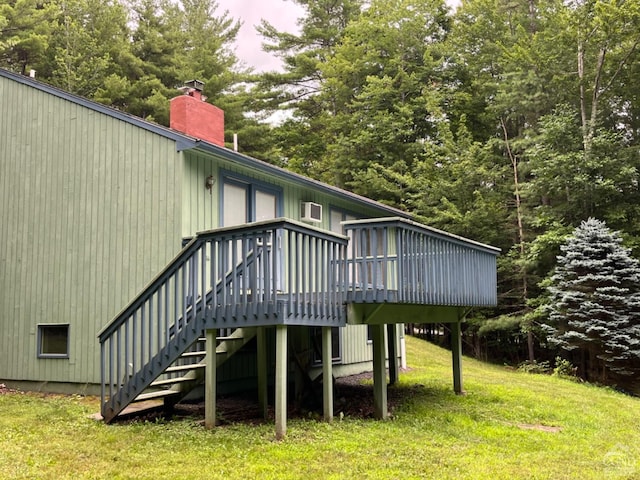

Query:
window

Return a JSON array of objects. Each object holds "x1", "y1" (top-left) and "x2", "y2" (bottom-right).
[
  {"x1": 220, "y1": 172, "x2": 282, "y2": 226},
  {"x1": 38, "y1": 324, "x2": 69, "y2": 358},
  {"x1": 310, "y1": 326, "x2": 342, "y2": 364}
]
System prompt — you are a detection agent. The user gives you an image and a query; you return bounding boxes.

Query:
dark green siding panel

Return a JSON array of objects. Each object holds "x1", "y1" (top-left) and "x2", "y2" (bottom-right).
[{"x1": 0, "y1": 76, "x2": 183, "y2": 384}]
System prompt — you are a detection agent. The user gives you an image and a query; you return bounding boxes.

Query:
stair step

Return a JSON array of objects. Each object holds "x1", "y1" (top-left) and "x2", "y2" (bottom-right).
[
  {"x1": 134, "y1": 389, "x2": 181, "y2": 402},
  {"x1": 164, "y1": 363, "x2": 206, "y2": 373},
  {"x1": 216, "y1": 336, "x2": 244, "y2": 341},
  {"x1": 181, "y1": 351, "x2": 206, "y2": 358},
  {"x1": 150, "y1": 376, "x2": 194, "y2": 387},
  {"x1": 197, "y1": 335, "x2": 244, "y2": 342}
]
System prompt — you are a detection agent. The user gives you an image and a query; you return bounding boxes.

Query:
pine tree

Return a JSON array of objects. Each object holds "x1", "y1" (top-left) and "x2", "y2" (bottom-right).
[{"x1": 546, "y1": 218, "x2": 640, "y2": 383}]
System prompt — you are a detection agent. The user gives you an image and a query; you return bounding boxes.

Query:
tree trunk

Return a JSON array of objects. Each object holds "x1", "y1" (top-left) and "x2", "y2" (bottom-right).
[{"x1": 501, "y1": 118, "x2": 534, "y2": 362}]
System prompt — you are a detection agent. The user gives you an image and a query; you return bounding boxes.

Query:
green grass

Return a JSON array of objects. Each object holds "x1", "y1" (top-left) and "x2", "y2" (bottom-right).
[{"x1": 2, "y1": 336, "x2": 640, "y2": 479}]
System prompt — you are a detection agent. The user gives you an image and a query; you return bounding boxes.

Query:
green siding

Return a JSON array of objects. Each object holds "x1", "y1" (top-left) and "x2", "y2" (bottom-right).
[
  {"x1": 1, "y1": 73, "x2": 405, "y2": 390},
  {"x1": 0, "y1": 76, "x2": 182, "y2": 384},
  {"x1": 182, "y1": 151, "x2": 219, "y2": 236},
  {"x1": 341, "y1": 325, "x2": 372, "y2": 364},
  {"x1": 185, "y1": 153, "x2": 392, "y2": 229}
]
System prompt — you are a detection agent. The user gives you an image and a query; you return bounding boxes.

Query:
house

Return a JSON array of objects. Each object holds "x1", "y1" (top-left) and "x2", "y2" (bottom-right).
[{"x1": 0, "y1": 68, "x2": 499, "y2": 437}]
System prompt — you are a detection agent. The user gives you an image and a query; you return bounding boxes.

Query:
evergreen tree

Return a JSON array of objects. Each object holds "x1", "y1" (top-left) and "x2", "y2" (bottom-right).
[
  {"x1": 0, "y1": 0, "x2": 57, "y2": 74},
  {"x1": 546, "y1": 218, "x2": 640, "y2": 384},
  {"x1": 43, "y1": 0, "x2": 131, "y2": 97}
]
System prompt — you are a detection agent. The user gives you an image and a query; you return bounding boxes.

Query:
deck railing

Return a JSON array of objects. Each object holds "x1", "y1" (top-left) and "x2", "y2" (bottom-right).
[
  {"x1": 98, "y1": 219, "x2": 348, "y2": 417},
  {"x1": 343, "y1": 217, "x2": 500, "y2": 306}
]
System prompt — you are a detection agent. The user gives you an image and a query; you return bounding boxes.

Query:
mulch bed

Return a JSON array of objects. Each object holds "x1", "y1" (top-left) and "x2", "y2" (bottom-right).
[
  {"x1": 2, "y1": 371, "x2": 421, "y2": 425},
  {"x1": 168, "y1": 369, "x2": 417, "y2": 425}
]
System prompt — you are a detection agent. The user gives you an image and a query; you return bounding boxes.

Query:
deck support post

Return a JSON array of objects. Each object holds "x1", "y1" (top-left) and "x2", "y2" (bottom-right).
[
  {"x1": 372, "y1": 323, "x2": 388, "y2": 419},
  {"x1": 387, "y1": 324, "x2": 399, "y2": 385},
  {"x1": 205, "y1": 328, "x2": 217, "y2": 429},
  {"x1": 451, "y1": 321, "x2": 464, "y2": 394},
  {"x1": 275, "y1": 324, "x2": 288, "y2": 440},
  {"x1": 322, "y1": 326, "x2": 334, "y2": 422},
  {"x1": 257, "y1": 327, "x2": 268, "y2": 419}
]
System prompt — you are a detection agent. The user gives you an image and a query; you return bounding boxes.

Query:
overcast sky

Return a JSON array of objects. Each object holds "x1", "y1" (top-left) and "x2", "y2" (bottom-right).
[
  {"x1": 216, "y1": 1, "x2": 460, "y2": 73},
  {"x1": 217, "y1": 0, "x2": 304, "y2": 72}
]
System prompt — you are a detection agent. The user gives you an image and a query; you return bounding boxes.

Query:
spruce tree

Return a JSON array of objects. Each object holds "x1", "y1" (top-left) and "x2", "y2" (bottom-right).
[{"x1": 547, "y1": 218, "x2": 640, "y2": 383}]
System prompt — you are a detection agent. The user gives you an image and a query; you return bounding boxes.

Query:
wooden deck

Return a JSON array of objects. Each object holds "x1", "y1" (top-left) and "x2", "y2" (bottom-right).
[{"x1": 97, "y1": 217, "x2": 499, "y2": 432}]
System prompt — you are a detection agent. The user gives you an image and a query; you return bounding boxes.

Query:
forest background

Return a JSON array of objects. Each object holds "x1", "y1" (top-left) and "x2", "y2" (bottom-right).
[{"x1": 3, "y1": 0, "x2": 640, "y2": 390}]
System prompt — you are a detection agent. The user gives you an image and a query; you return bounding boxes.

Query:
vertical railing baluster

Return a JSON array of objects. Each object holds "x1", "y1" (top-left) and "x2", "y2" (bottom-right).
[
  {"x1": 156, "y1": 289, "x2": 161, "y2": 358},
  {"x1": 447, "y1": 243, "x2": 453, "y2": 305},
  {"x1": 425, "y1": 236, "x2": 432, "y2": 304},
  {"x1": 320, "y1": 238, "x2": 326, "y2": 320},
  {"x1": 382, "y1": 226, "x2": 388, "y2": 300},
  {"x1": 287, "y1": 230, "x2": 293, "y2": 317},
  {"x1": 272, "y1": 228, "x2": 280, "y2": 307},
  {"x1": 200, "y1": 242, "x2": 206, "y2": 327},
  {"x1": 220, "y1": 240, "x2": 227, "y2": 310},
  {"x1": 189, "y1": 251, "x2": 196, "y2": 327},
  {"x1": 108, "y1": 337, "x2": 114, "y2": 402},
  {"x1": 116, "y1": 329, "x2": 121, "y2": 390},
  {"x1": 425, "y1": 234, "x2": 430, "y2": 303},
  {"x1": 232, "y1": 235, "x2": 239, "y2": 309},
  {"x1": 396, "y1": 227, "x2": 404, "y2": 302},
  {"x1": 149, "y1": 296, "x2": 155, "y2": 365},
  {"x1": 181, "y1": 264, "x2": 187, "y2": 331},
  {"x1": 409, "y1": 229, "x2": 415, "y2": 302},
  {"x1": 371, "y1": 227, "x2": 378, "y2": 301},
  {"x1": 340, "y1": 241, "x2": 346, "y2": 314},
  {"x1": 330, "y1": 239, "x2": 336, "y2": 319},
  {"x1": 141, "y1": 302, "x2": 148, "y2": 374},
  {"x1": 241, "y1": 235, "x2": 249, "y2": 315},
  {"x1": 296, "y1": 232, "x2": 302, "y2": 317},
  {"x1": 442, "y1": 240, "x2": 448, "y2": 304},
  {"x1": 263, "y1": 230, "x2": 270, "y2": 308},
  {"x1": 164, "y1": 281, "x2": 170, "y2": 346},
  {"x1": 124, "y1": 318, "x2": 129, "y2": 392},
  {"x1": 212, "y1": 240, "x2": 220, "y2": 326},
  {"x1": 361, "y1": 228, "x2": 368, "y2": 297},
  {"x1": 100, "y1": 342, "x2": 105, "y2": 410},
  {"x1": 302, "y1": 232, "x2": 308, "y2": 319},
  {"x1": 312, "y1": 235, "x2": 318, "y2": 318}
]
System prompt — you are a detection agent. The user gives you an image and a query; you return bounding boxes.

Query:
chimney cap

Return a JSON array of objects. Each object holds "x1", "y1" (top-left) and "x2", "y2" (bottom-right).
[{"x1": 182, "y1": 79, "x2": 204, "y2": 91}]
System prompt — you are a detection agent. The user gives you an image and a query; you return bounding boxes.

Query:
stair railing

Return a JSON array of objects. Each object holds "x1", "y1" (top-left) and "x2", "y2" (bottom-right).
[
  {"x1": 342, "y1": 217, "x2": 500, "y2": 306},
  {"x1": 98, "y1": 218, "x2": 348, "y2": 420}
]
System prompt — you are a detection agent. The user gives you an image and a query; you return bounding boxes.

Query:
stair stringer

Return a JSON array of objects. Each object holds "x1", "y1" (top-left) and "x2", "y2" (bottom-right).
[
  {"x1": 154, "y1": 327, "x2": 259, "y2": 402},
  {"x1": 102, "y1": 247, "x2": 262, "y2": 423},
  {"x1": 102, "y1": 306, "x2": 209, "y2": 423}
]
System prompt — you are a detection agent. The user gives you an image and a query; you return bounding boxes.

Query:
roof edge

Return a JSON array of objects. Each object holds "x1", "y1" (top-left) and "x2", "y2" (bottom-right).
[
  {"x1": 0, "y1": 68, "x2": 190, "y2": 145},
  {"x1": 188, "y1": 141, "x2": 412, "y2": 219},
  {"x1": 0, "y1": 68, "x2": 411, "y2": 219}
]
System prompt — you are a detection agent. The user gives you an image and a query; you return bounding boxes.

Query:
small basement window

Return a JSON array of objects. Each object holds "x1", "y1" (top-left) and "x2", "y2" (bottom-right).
[
  {"x1": 38, "y1": 324, "x2": 69, "y2": 358},
  {"x1": 310, "y1": 327, "x2": 342, "y2": 365}
]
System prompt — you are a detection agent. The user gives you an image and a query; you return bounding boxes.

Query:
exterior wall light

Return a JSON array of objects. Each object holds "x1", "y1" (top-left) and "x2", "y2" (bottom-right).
[{"x1": 205, "y1": 174, "x2": 215, "y2": 194}]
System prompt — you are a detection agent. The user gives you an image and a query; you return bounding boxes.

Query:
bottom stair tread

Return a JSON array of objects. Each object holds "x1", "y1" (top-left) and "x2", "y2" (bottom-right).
[
  {"x1": 135, "y1": 389, "x2": 181, "y2": 402},
  {"x1": 150, "y1": 376, "x2": 194, "y2": 387}
]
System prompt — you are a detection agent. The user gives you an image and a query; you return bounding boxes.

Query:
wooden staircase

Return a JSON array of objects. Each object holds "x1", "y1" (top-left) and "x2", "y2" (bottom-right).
[
  {"x1": 111, "y1": 327, "x2": 257, "y2": 420},
  {"x1": 98, "y1": 219, "x2": 349, "y2": 423}
]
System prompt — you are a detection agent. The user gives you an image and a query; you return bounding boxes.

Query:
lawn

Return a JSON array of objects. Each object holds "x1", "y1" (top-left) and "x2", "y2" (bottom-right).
[{"x1": 1, "y1": 336, "x2": 639, "y2": 479}]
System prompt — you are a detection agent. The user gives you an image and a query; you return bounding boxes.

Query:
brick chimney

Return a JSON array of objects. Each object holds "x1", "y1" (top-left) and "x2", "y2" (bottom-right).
[{"x1": 170, "y1": 80, "x2": 225, "y2": 147}]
